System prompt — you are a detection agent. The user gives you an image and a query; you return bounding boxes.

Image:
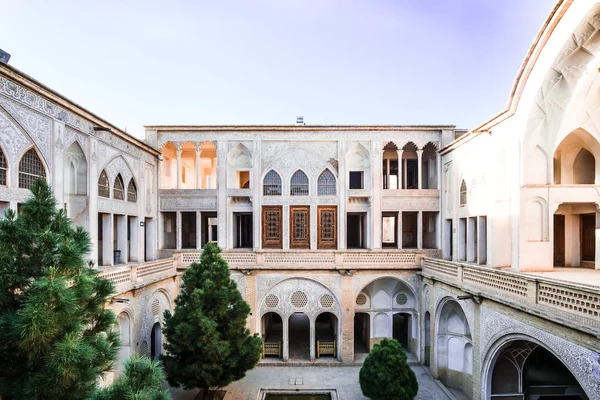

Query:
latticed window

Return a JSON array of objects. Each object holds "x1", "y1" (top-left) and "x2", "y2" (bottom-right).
[
  {"x1": 263, "y1": 170, "x2": 282, "y2": 196},
  {"x1": 114, "y1": 174, "x2": 125, "y2": 200},
  {"x1": 19, "y1": 148, "x2": 45, "y2": 189},
  {"x1": 262, "y1": 206, "x2": 282, "y2": 248},
  {"x1": 0, "y1": 148, "x2": 7, "y2": 186},
  {"x1": 318, "y1": 169, "x2": 336, "y2": 196},
  {"x1": 290, "y1": 170, "x2": 309, "y2": 196},
  {"x1": 317, "y1": 206, "x2": 337, "y2": 249},
  {"x1": 127, "y1": 180, "x2": 137, "y2": 203},
  {"x1": 98, "y1": 170, "x2": 110, "y2": 198},
  {"x1": 459, "y1": 180, "x2": 467, "y2": 206}
]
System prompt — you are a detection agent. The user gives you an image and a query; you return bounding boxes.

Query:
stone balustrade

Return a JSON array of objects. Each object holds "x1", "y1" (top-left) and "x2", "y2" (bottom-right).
[
  {"x1": 421, "y1": 257, "x2": 600, "y2": 336},
  {"x1": 176, "y1": 249, "x2": 441, "y2": 269},
  {"x1": 98, "y1": 258, "x2": 177, "y2": 295}
]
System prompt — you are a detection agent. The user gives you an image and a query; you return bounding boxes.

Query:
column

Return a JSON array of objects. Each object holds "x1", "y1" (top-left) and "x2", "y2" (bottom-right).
[
  {"x1": 216, "y1": 141, "x2": 228, "y2": 248},
  {"x1": 102, "y1": 213, "x2": 113, "y2": 266},
  {"x1": 195, "y1": 146, "x2": 202, "y2": 189},
  {"x1": 417, "y1": 211, "x2": 423, "y2": 250},
  {"x1": 282, "y1": 317, "x2": 289, "y2": 361},
  {"x1": 116, "y1": 215, "x2": 128, "y2": 264},
  {"x1": 417, "y1": 149, "x2": 423, "y2": 189},
  {"x1": 196, "y1": 211, "x2": 202, "y2": 250},
  {"x1": 403, "y1": 159, "x2": 408, "y2": 190},
  {"x1": 129, "y1": 216, "x2": 139, "y2": 262},
  {"x1": 397, "y1": 150, "x2": 403, "y2": 189},
  {"x1": 372, "y1": 141, "x2": 382, "y2": 249},
  {"x1": 309, "y1": 318, "x2": 316, "y2": 361},
  {"x1": 338, "y1": 139, "x2": 347, "y2": 250},
  {"x1": 175, "y1": 144, "x2": 182, "y2": 189},
  {"x1": 89, "y1": 138, "x2": 99, "y2": 266},
  {"x1": 176, "y1": 211, "x2": 182, "y2": 250},
  {"x1": 341, "y1": 274, "x2": 354, "y2": 363},
  {"x1": 398, "y1": 211, "x2": 403, "y2": 249},
  {"x1": 436, "y1": 152, "x2": 442, "y2": 190},
  {"x1": 244, "y1": 273, "x2": 257, "y2": 333}
]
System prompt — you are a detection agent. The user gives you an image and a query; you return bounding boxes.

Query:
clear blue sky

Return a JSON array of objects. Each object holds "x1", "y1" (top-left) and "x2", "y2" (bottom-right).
[{"x1": 1, "y1": 0, "x2": 555, "y2": 138}]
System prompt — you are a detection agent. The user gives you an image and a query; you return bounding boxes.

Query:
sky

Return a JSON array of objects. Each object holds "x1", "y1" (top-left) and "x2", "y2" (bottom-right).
[{"x1": 1, "y1": 0, "x2": 555, "y2": 139}]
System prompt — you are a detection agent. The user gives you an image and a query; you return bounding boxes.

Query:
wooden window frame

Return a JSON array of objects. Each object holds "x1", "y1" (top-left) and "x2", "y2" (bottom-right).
[
  {"x1": 317, "y1": 206, "x2": 337, "y2": 249},
  {"x1": 290, "y1": 206, "x2": 310, "y2": 249},
  {"x1": 262, "y1": 206, "x2": 282, "y2": 249}
]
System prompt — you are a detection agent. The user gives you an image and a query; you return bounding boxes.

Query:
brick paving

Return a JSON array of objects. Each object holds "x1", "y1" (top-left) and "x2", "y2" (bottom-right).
[{"x1": 171, "y1": 365, "x2": 451, "y2": 400}]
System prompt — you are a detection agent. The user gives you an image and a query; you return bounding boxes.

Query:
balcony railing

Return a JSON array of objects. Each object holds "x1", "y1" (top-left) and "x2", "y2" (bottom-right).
[
  {"x1": 176, "y1": 249, "x2": 440, "y2": 269},
  {"x1": 98, "y1": 258, "x2": 177, "y2": 295},
  {"x1": 421, "y1": 257, "x2": 600, "y2": 335}
]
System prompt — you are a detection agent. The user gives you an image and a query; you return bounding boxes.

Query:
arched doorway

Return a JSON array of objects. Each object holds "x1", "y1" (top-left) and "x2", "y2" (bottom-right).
[
  {"x1": 150, "y1": 322, "x2": 162, "y2": 360},
  {"x1": 437, "y1": 299, "x2": 472, "y2": 398},
  {"x1": 261, "y1": 312, "x2": 283, "y2": 359},
  {"x1": 393, "y1": 313, "x2": 410, "y2": 349},
  {"x1": 288, "y1": 313, "x2": 310, "y2": 360},
  {"x1": 423, "y1": 311, "x2": 431, "y2": 366},
  {"x1": 488, "y1": 340, "x2": 588, "y2": 399},
  {"x1": 315, "y1": 312, "x2": 338, "y2": 359}
]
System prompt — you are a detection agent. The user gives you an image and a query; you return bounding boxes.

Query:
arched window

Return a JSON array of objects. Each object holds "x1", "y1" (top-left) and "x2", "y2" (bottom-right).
[
  {"x1": 114, "y1": 174, "x2": 124, "y2": 200},
  {"x1": 459, "y1": 180, "x2": 467, "y2": 206},
  {"x1": 98, "y1": 170, "x2": 110, "y2": 198},
  {"x1": 318, "y1": 169, "x2": 336, "y2": 196},
  {"x1": 19, "y1": 148, "x2": 45, "y2": 189},
  {"x1": 290, "y1": 170, "x2": 309, "y2": 196},
  {"x1": 127, "y1": 180, "x2": 137, "y2": 203},
  {"x1": 263, "y1": 170, "x2": 282, "y2": 196},
  {"x1": 0, "y1": 147, "x2": 7, "y2": 186}
]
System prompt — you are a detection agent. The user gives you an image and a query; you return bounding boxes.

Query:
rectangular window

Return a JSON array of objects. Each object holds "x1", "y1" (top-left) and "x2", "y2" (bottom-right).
[
  {"x1": 237, "y1": 170, "x2": 250, "y2": 189},
  {"x1": 262, "y1": 206, "x2": 282, "y2": 249},
  {"x1": 402, "y1": 212, "x2": 418, "y2": 248},
  {"x1": 161, "y1": 212, "x2": 176, "y2": 249},
  {"x1": 423, "y1": 212, "x2": 438, "y2": 249},
  {"x1": 181, "y1": 212, "x2": 197, "y2": 249},
  {"x1": 318, "y1": 206, "x2": 337, "y2": 249},
  {"x1": 349, "y1": 171, "x2": 364, "y2": 189},
  {"x1": 347, "y1": 212, "x2": 367, "y2": 249},
  {"x1": 201, "y1": 212, "x2": 217, "y2": 246},
  {"x1": 234, "y1": 212, "x2": 253, "y2": 248},
  {"x1": 290, "y1": 206, "x2": 310, "y2": 249}
]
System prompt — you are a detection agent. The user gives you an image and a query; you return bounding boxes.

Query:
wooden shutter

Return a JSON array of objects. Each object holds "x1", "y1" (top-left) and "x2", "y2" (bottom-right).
[
  {"x1": 317, "y1": 206, "x2": 337, "y2": 249},
  {"x1": 290, "y1": 206, "x2": 310, "y2": 249},
  {"x1": 262, "y1": 206, "x2": 282, "y2": 249}
]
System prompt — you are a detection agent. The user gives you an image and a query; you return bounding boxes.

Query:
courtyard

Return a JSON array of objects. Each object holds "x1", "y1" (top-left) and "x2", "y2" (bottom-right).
[{"x1": 170, "y1": 365, "x2": 451, "y2": 400}]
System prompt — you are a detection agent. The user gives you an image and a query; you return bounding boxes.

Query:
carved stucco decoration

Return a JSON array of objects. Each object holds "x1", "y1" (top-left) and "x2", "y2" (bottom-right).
[
  {"x1": 230, "y1": 273, "x2": 246, "y2": 300},
  {"x1": 139, "y1": 288, "x2": 174, "y2": 352},
  {"x1": 0, "y1": 108, "x2": 33, "y2": 167},
  {"x1": 265, "y1": 147, "x2": 335, "y2": 183},
  {"x1": 444, "y1": 161, "x2": 453, "y2": 215},
  {"x1": 479, "y1": 306, "x2": 600, "y2": 399},
  {"x1": 261, "y1": 141, "x2": 337, "y2": 171},
  {"x1": 381, "y1": 197, "x2": 440, "y2": 211},
  {"x1": 352, "y1": 273, "x2": 419, "y2": 298},
  {"x1": 160, "y1": 196, "x2": 217, "y2": 211},
  {"x1": 0, "y1": 187, "x2": 32, "y2": 202},
  {"x1": 98, "y1": 198, "x2": 138, "y2": 215},
  {"x1": 261, "y1": 196, "x2": 338, "y2": 206},
  {"x1": 422, "y1": 283, "x2": 430, "y2": 312},
  {"x1": 257, "y1": 274, "x2": 342, "y2": 310},
  {"x1": 258, "y1": 277, "x2": 341, "y2": 321},
  {"x1": 103, "y1": 155, "x2": 134, "y2": 188}
]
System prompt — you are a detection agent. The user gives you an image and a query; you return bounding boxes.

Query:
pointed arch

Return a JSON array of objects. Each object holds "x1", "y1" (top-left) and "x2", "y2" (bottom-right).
[
  {"x1": 317, "y1": 169, "x2": 336, "y2": 196},
  {"x1": 459, "y1": 180, "x2": 467, "y2": 207},
  {"x1": 18, "y1": 147, "x2": 46, "y2": 189},
  {"x1": 573, "y1": 148, "x2": 595, "y2": 184},
  {"x1": 98, "y1": 170, "x2": 110, "y2": 198},
  {"x1": 113, "y1": 174, "x2": 125, "y2": 200},
  {"x1": 263, "y1": 170, "x2": 282, "y2": 196},
  {"x1": 127, "y1": 179, "x2": 137, "y2": 203},
  {"x1": 65, "y1": 141, "x2": 87, "y2": 195},
  {"x1": 0, "y1": 146, "x2": 7, "y2": 186},
  {"x1": 290, "y1": 169, "x2": 309, "y2": 196}
]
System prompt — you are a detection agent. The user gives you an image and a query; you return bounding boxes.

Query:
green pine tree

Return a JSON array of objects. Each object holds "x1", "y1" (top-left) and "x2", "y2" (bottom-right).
[
  {"x1": 0, "y1": 180, "x2": 119, "y2": 400},
  {"x1": 161, "y1": 243, "x2": 262, "y2": 399},
  {"x1": 359, "y1": 338, "x2": 419, "y2": 400},
  {"x1": 90, "y1": 355, "x2": 171, "y2": 400}
]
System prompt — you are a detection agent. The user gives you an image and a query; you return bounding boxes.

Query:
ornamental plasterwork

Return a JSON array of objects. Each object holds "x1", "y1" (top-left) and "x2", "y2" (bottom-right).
[
  {"x1": 98, "y1": 198, "x2": 138, "y2": 215},
  {"x1": 0, "y1": 96, "x2": 52, "y2": 171},
  {"x1": 230, "y1": 273, "x2": 246, "y2": 299},
  {"x1": 139, "y1": 287, "x2": 174, "y2": 352},
  {"x1": 227, "y1": 141, "x2": 253, "y2": 152},
  {"x1": 261, "y1": 196, "x2": 338, "y2": 206},
  {"x1": 422, "y1": 283, "x2": 431, "y2": 312},
  {"x1": 257, "y1": 274, "x2": 342, "y2": 307},
  {"x1": 352, "y1": 273, "x2": 419, "y2": 298},
  {"x1": 266, "y1": 148, "x2": 334, "y2": 181},
  {"x1": 159, "y1": 189, "x2": 218, "y2": 197},
  {"x1": 0, "y1": 109, "x2": 33, "y2": 165},
  {"x1": 479, "y1": 306, "x2": 600, "y2": 399},
  {"x1": 0, "y1": 187, "x2": 32, "y2": 202},
  {"x1": 94, "y1": 129, "x2": 156, "y2": 166},
  {"x1": 160, "y1": 196, "x2": 217, "y2": 211},
  {"x1": 103, "y1": 155, "x2": 134, "y2": 187},
  {"x1": 258, "y1": 277, "x2": 341, "y2": 320},
  {"x1": 261, "y1": 141, "x2": 337, "y2": 171},
  {"x1": 381, "y1": 197, "x2": 440, "y2": 211}
]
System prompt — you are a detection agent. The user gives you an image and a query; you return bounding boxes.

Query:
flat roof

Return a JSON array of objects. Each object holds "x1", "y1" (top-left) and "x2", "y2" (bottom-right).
[{"x1": 145, "y1": 124, "x2": 457, "y2": 132}]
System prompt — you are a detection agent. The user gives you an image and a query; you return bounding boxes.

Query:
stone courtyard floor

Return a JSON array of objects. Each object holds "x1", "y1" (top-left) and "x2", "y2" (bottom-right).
[{"x1": 171, "y1": 365, "x2": 451, "y2": 400}]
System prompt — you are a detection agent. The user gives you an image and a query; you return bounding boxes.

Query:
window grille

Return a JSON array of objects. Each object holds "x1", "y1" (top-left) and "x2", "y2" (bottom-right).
[
  {"x1": 318, "y1": 169, "x2": 336, "y2": 195},
  {"x1": 19, "y1": 148, "x2": 45, "y2": 189},
  {"x1": 459, "y1": 180, "x2": 467, "y2": 206},
  {"x1": 290, "y1": 170, "x2": 309, "y2": 196},
  {"x1": 127, "y1": 180, "x2": 137, "y2": 203},
  {"x1": 263, "y1": 170, "x2": 282, "y2": 196},
  {"x1": 114, "y1": 174, "x2": 125, "y2": 200},
  {"x1": 98, "y1": 170, "x2": 110, "y2": 198},
  {"x1": 0, "y1": 148, "x2": 6, "y2": 186}
]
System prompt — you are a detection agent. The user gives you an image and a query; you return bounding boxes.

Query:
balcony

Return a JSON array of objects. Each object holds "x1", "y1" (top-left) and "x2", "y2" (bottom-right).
[
  {"x1": 176, "y1": 249, "x2": 439, "y2": 270},
  {"x1": 98, "y1": 258, "x2": 177, "y2": 295},
  {"x1": 420, "y1": 257, "x2": 600, "y2": 336}
]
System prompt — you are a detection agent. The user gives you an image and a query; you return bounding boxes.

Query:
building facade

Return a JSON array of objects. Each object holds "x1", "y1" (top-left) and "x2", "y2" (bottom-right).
[{"x1": 1, "y1": 1, "x2": 600, "y2": 399}]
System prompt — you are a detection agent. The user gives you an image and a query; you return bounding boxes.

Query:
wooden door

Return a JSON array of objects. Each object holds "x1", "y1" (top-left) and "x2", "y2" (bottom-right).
[
  {"x1": 290, "y1": 206, "x2": 310, "y2": 249},
  {"x1": 317, "y1": 206, "x2": 337, "y2": 249},
  {"x1": 262, "y1": 206, "x2": 282, "y2": 249},
  {"x1": 553, "y1": 214, "x2": 565, "y2": 267},
  {"x1": 581, "y1": 214, "x2": 595, "y2": 262}
]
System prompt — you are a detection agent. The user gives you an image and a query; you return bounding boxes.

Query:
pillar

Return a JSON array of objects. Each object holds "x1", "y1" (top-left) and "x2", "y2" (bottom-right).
[
  {"x1": 195, "y1": 146, "x2": 202, "y2": 189},
  {"x1": 398, "y1": 211, "x2": 403, "y2": 249},
  {"x1": 397, "y1": 150, "x2": 403, "y2": 190},
  {"x1": 417, "y1": 211, "x2": 423, "y2": 250},
  {"x1": 436, "y1": 151, "x2": 441, "y2": 190},
  {"x1": 176, "y1": 211, "x2": 182, "y2": 250},
  {"x1": 282, "y1": 317, "x2": 289, "y2": 361},
  {"x1": 417, "y1": 149, "x2": 423, "y2": 190},
  {"x1": 309, "y1": 318, "x2": 316, "y2": 361},
  {"x1": 196, "y1": 211, "x2": 202, "y2": 250},
  {"x1": 175, "y1": 144, "x2": 182, "y2": 189},
  {"x1": 338, "y1": 140, "x2": 347, "y2": 250},
  {"x1": 245, "y1": 273, "x2": 257, "y2": 333},
  {"x1": 341, "y1": 274, "x2": 354, "y2": 363},
  {"x1": 403, "y1": 159, "x2": 408, "y2": 190},
  {"x1": 372, "y1": 141, "x2": 382, "y2": 249},
  {"x1": 129, "y1": 216, "x2": 139, "y2": 262},
  {"x1": 102, "y1": 213, "x2": 113, "y2": 266},
  {"x1": 89, "y1": 138, "x2": 99, "y2": 266},
  {"x1": 116, "y1": 214, "x2": 128, "y2": 264},
  {"x1": 216, "y1": 141, "x2": 227, "y2": 248}
]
